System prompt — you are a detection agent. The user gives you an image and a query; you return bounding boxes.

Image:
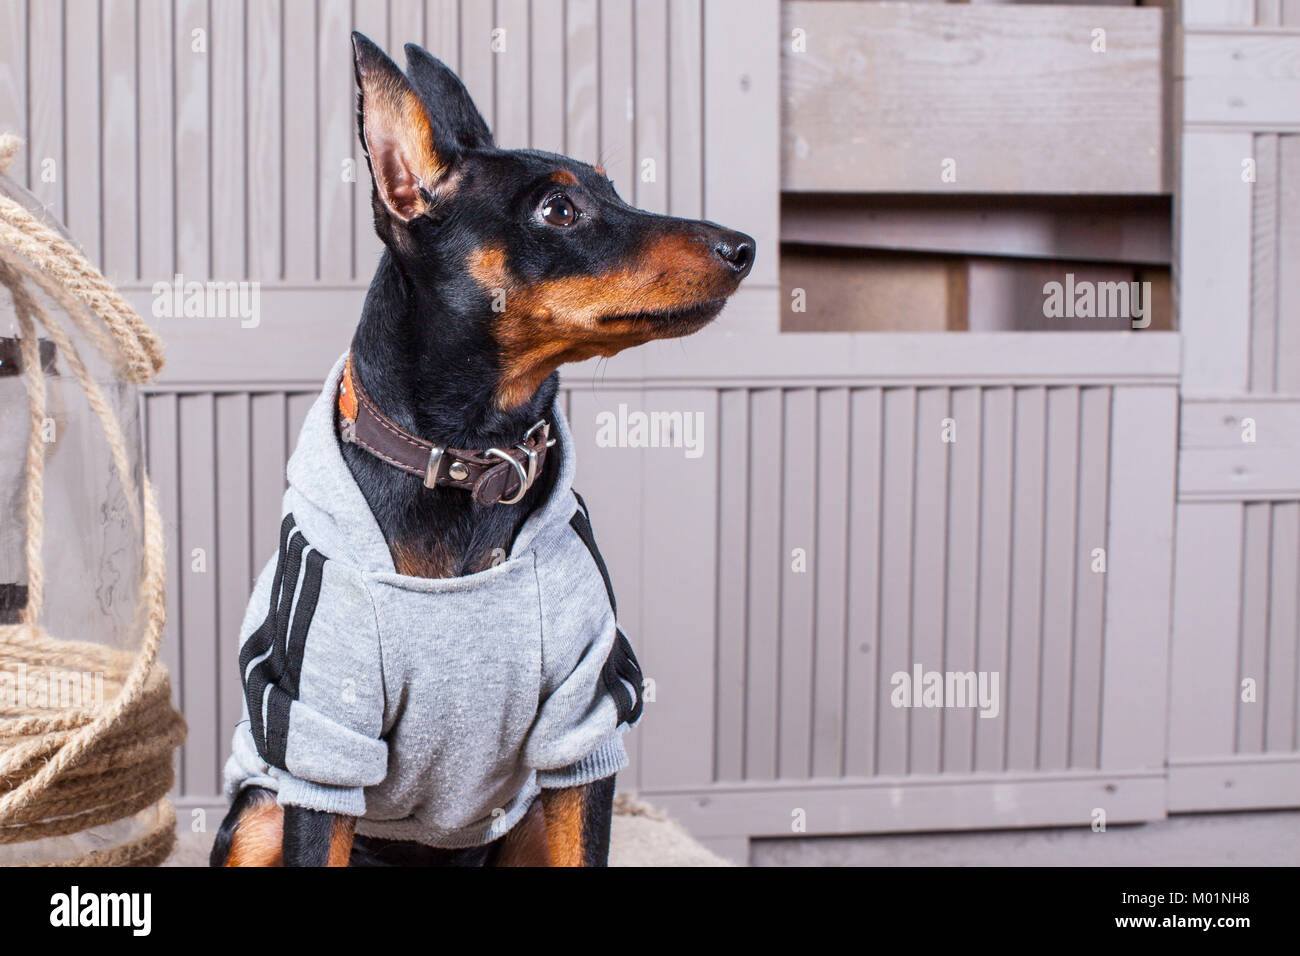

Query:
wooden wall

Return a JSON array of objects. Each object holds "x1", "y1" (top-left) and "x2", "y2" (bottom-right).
[{"x1": 1170, "y1": 0, "x2": 1300, "y2": 813}]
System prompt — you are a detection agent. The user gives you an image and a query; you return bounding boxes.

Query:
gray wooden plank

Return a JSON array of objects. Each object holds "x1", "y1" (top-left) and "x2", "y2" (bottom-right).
[
  {"x1": 1237, "y1": 502, "x2": 1271, "y2": 755},
  {"x1": 1168, "y1": 502, "x2": 1244, "y2": 761},
  {"x1": 778, "y1": 388, "x2": 816, "y2": 779},
  {"x1": 63, "y1": 0, "x2": 101, "y2": 266},
  {"x1": 214, "y1": 392, "x2": 252, "y2": 795},
  {"x1": 811, "y1": 388, "x2": 849, "y2": 778},
  {"x1": 249, "y1": 393, "x2": 288, "y2": 572},
  {"x1": 877, "y1": 387, "x2": 916, "y2": 776},
  {"x1": 173, "y1": 0, "x2": 209, "y2": 278},
  {"x1": 1100, "y1": 386, "x2": 1178, "y2": 771},
  {"x1": 145, "y1": 394, "x2": 183, "y2": 737},
  {"x1": 1183, "y1": 0, "x2": 1253, "y2": 24},
  {"x1": 667, "y1": 0, "x2": 702, "y2": 219},
  {"x1": 1180, "y1": 131, "x2": 1253, "y2": 393},
  {"x1": 495, "y1": 0, "x2": 530, "y2": 149},
  {"x1": 843, "y1": 388, "x2": 882, "y2": 778},
  {"x1": 1183, "y1": 34, "x2": 1300, "y2": 127},
  {"x1": 1276, "y1": 135, "x2": 1300, "y2": 392},
  {"x1": 714, "y1": 388, "x2": 749, "y2": 782},
  {"x1": 974, "y1": 387, "x2": 1013, "y2": 773},
  {"x1": 1266, "y1": 502, "x2": 1299, "y2": 752},
  {"x1": 351, "y1": 0, "x2": 386, "y2": 281},
  {"x1": 1069, "y1": 386, "x2": 1110, "y2": 769},
  {"x1": 528, "y1": 0, "x2": 566, "y2": 153},
  {"x1": 909, "y1": 387, "x2": 948, "y2": 776},
  {"x1": 25, "y1": 0, "x2": 64, "y2": 221},
  {"x1": 1006, "y1": 387, "x2": 1045, "y2": 772},
  {"x1": 638, "y1": 389, "x2": 718, "y2": 789},
  {"x1": 942, "y1": 386, "x2": 980, "y2": 774},
  {"x1": 704, "y1": 0, "x2": 778, "y2": 287},
  {"x1": 633, "y1": 0, "x2": 667, "y2": 213},
  {"x1": 389, "y1": 0, "x2": 424, "y2": 53},
  {"x1": 1251, "y1": 134, "x2": 1279, "y2": 393},
  {"x1": 100, "y1": 0, "x2": 137, "y2": 280},
  {"x1": 178, "y1": 393, "x2": 219, "y2": 796},
  {"x1": 599, "y1": 0, "x2": 634, "y2": 199},
  {"x1": 424, "y1": 0, "x2": 458, "y2": 70},
  {"x1": 458, "y1": 0, "x2": 495, "y2": 133},
  {"x1": 1038, "y1": 387, "x2": 1080, "y2": 771},
  {"x1": 744, "y1": 388, "x2": 782, "y2": 780},
  {"x1": 281, "y1": 0, "x2": 316, "y2": 281},
  {"x1": 246, "y1": 0, "x2": 283, "y2": 280},
  {"x1": 317, "y1": 0, "x2": 353, "y2": 282},
  {"x1": 209, "y1": 0, "x2": 246, "y2": 280},
  {"x1": 0, "y1": 0, "x2": 26, "y2": 184},
  {"x1": 564, "y1": 0, "x2": 598, "y2": 162}
]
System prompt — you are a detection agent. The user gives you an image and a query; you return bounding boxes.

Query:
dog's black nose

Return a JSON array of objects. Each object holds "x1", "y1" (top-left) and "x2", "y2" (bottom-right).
[{"x1": 713, "y1": 232, "x2": 755, "y2": 279}]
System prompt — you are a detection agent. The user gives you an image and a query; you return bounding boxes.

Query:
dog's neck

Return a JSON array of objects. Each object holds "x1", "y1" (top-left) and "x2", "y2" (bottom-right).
[{"x1": 341, "y1": 251, "x2": 559, "y2": 577}]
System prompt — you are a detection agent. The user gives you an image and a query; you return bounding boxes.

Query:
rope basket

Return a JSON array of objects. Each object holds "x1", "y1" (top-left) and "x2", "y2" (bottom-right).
[{"x1": 0, "y1": 133, "x2": 186, "y2": 866}]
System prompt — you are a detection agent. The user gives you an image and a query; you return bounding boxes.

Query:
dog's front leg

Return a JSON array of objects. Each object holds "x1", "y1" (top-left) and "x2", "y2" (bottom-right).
[
  {"x1": 282, "y1": 806, "x2": 357, "y2": 867},
  {"x1": 539, "y1": 776, "x2": 616, "y2": 867}
]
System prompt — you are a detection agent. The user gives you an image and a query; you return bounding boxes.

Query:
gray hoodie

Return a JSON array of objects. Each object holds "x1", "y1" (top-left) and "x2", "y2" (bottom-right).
[{"x1": 222, "y1": 352, "x2": 641, "y2": 848}]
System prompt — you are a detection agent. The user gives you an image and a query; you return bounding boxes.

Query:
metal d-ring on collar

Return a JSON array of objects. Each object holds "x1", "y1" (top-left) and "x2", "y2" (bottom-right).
[{"x1": 487, "y1": 420, "x2": 556, "y2": 505}]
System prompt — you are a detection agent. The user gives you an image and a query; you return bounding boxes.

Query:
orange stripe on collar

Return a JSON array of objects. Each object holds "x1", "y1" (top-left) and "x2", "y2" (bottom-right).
[{"x1": 338, "y1": 353, "x2": 359, "y2": 423}]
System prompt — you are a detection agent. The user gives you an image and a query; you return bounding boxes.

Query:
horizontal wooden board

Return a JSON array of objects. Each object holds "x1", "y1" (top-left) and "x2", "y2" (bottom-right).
[
  {"x1": 1184, "y1": 31, "x2": 1300, "y2": 128},
  {"x1": 782, "y1": 2, "x2": 1167, "y2": 193}
]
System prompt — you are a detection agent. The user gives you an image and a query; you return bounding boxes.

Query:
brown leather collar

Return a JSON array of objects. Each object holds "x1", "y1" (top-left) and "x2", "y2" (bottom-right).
[{"x1": 337, "y1": 354, "x2": 555, "y2": 506}]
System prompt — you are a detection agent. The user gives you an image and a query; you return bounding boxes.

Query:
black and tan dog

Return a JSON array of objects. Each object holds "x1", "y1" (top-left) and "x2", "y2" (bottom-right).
[{"x1": 211, "y1": 33, "x2": 752, "y2": 867}]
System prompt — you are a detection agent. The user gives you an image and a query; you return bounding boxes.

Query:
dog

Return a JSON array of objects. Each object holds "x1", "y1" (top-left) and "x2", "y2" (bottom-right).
[{"x1": 210, "y1": 32, "x2": 753, "y2": 867}]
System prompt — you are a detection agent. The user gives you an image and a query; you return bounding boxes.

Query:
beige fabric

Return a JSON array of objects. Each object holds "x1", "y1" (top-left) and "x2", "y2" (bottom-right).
[{"x1": 0, "y1": 133, "x2": 185, "y2": 867}]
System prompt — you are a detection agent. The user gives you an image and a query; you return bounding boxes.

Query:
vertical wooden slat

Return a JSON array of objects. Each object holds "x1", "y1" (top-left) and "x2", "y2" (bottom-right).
[
  {"x1": 714, "y1": 388, "x2": 749, "y2": 781},
  {"x1": 100, "y1": 0, "x2": 137, "y2": 280},
  {"x1": 26, "y1": 0, "x2": 64, "y2": 220},
  {"x1": 703, "y1": 0, "x2": 778, "y2": 288},
  {"x1": 63, "y1": 0, "x2": 101, "y2": 266},
  {"x1": 666, "y1": 0, "x2": 702, "y2": 219},
  {"x1": 281, "y1": 0, "x2": 317, "y2": 281},
  {"x1": 214, "y1": 392, "x2": 252, "y2": 790},
  {"x1": 248, "y1": 393, "x2": 288, "y2": 573},
  {"x1": 146, "y1": 394, "x2": 183, "y2": 730},
  {"x1": 495, "y1": 0, "x2": 530, "y2": 149},
  {"x1": 209, "y1": 0, "x2": 245, "y2": 279},
  {"x1": 1168, "y1": 502, "x2": 1245, "y2": 760},
  {"x1": 877, "y1": 386, "x2": 915, "y2": 776},
  {"x1": 1266, "y1": 503, "x2": 1299, "y2": 752},
  {"x1": 389, "y1": 0, "x2": 424, "y2": 54},
  {"x1": 1100, "y1": 386, "x2": 1177, "y2": 771},
  {"x1": 286, "y1": 391, "x2": 314, "y2": 445},
  {"x1": 1180, "y1": 131, "x2": 1254, "y2": 392},
  {"x1": 174, "y1": 0, "x2": 210, "y2": 279},
  {"x1": 138, "y1": 0, "x2": 178, "y2": 279},
  {"x1": 639, "y1": 390, "x2": 718, "y2": 788},
  {"x1": 352, "y1": 0, "x2": 387, "y2": 280},
  {"x1": 458, "y1": 0, "x2": 495, "y2": 132},
  {"x1": 565, "y1": 0, "x2": 599, "y2": 163},
  {"x1": 246, "y1": 0, "x2": 283, "y2": 280},
  {"x1": 424, "y1": 0, "x2": 459, "y2": 69},
  {"x1": 843, "y1": 388, "x2": 882, "y2": 777},
  {"x1": 942, "y1": 386, "x2": 980, "y2": 774},
  {"x1": 744, "y1": 388, "x2": 782, "y2": 780},
  {"x1": 777, "y1": 388, "x2": 815, "y2": 779},
  {"x1": 599, "y1": 0, "x2": 633, "y2": 195},
  {"x1": 909, "y1": 387, "x2": 948, "y2": 775},
  {"x1": 1038, "y1": 386, "x2": 1080, "y2": 771},
  {"x1": 317, "y1": 0, "x2": 352, "y2": 282},
  {"x1": 1006, "y1": 387, "x2": 1045, "y2": 772},
  {"x1": 528, "y1": 0, "x2": 565, "y2": 153},
  {"x1": 974, "y1": 387, "x2": 1013, "y2": 773},
  {"x1": 178, "y1": 393, "x2": 218, "y2": 796},
  {"x1": 1237, "y1": 502, "x2": 1271, "y2": 754},
  {"x1": 0, "y1": 0, "x2": 27, "y2": 185},
  {"x1": 1251, "y1": 133, "x2": 1279, "y2": 393},
  {"x1": 811, "y1": 388, "x2": 849, "y2": 778},
  {"x1": 1069, "y1": 386, "x2": 1110, "y2": 769},
  {"x1": 633, "y1": 0, "x2": 667, "y2": 213},
  {"x1": 1275, "y1": 135, "x2": 1300, "y2": 392}
]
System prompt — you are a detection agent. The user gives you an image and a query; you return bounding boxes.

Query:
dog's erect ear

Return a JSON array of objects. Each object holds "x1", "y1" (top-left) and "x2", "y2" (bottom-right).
[
  {"x1": 352, "y1": 32, "x2": 449, "y2": 223},
  {"x1": 403, "y1": 43, "x2": 494, "y2": 151}
]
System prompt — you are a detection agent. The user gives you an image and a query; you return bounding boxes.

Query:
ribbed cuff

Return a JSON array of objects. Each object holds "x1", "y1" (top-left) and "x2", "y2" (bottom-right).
[
  {"x1": 535, "y1": 732, "x2": 628, "y2": 789},
  {"x1": 275, "y1": 776, "x2": 367, "y2": 817}
]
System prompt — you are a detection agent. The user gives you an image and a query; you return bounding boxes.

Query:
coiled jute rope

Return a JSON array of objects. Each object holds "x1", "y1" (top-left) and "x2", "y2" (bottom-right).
[{"x1": 0, "y1": 133, "x2": 186, "y2": 866}]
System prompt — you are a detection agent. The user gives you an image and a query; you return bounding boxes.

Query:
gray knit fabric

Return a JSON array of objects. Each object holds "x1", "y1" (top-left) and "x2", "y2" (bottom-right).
[{"x1": 222, "y1": 352, "x2": 634, "y2": 848}]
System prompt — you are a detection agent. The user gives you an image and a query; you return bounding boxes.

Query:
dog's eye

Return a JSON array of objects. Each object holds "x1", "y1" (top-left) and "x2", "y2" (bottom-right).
[{"x1": 540, "y1": 193, "x2": 578, "y2": 227}]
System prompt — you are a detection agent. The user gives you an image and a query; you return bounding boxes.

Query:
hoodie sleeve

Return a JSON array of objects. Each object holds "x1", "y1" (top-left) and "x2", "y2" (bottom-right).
[{"x1": 237, "y1": 514, "x2": 388, "y2": 817}]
